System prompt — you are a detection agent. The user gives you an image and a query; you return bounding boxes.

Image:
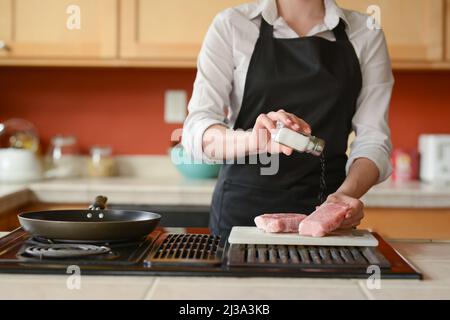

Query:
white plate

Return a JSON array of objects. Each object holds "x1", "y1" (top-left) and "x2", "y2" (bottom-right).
[{"x1": 228, "y1": 227, "x2": 379, "y2": 247}]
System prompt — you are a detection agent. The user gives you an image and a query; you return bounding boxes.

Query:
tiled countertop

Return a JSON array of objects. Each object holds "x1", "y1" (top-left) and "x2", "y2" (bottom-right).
[
  {"x1": 1, "y1": 177, "x2": 450, "y2": 212},
  {"x1": 0, "y1": 230, "x2": 448, "y2": 300},
  {"x1": 1, "y1": 156, "x2": 450, "y2": 212}
]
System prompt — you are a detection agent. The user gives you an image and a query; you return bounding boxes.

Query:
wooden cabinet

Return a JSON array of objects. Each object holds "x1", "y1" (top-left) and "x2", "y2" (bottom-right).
[
  {"x1": 447, "y1": 0, "x2": 450, "y2": 61},
  {"x1": 0, "y1": 0, "x2": 12, "y2": 58},
  {"x1": 0, "y1": 1, "x2": 12, "y2": 52},
  {"x1": 120, "y1": 0, "x2": 245, "y2": 67},
  {"x1": 361, "y1": 208, "x2": 450, "y2": 240},
  {"x1": 0, "y1": 0, "x2": 449, "y2": 68},
  {"x1": 0, "y1": 0, "x2": 117, "y2": 61},
  {"x1": 337, "y1": 0, "x2": 444, "y2": 62}
]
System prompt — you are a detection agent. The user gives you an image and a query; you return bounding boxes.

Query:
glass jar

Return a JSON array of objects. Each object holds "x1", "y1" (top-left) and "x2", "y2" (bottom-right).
[
  {"x1": 87, "y1": 146, "x2": 116, "y2": 177},
  {"x1": 46, "y1": 135, "x2": 81, "y2": 178},
  {"x1": 0, "y1": 118, "x2": 40, "y2": 152}
]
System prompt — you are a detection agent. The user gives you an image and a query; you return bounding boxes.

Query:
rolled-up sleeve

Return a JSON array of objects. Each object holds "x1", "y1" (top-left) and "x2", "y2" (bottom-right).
[
  {"x1": 182, "y1": 11, "x2": 234, "y2": 160},
  {"x1": 346, "y1": 28, "x2": 394, "y2": 183}
]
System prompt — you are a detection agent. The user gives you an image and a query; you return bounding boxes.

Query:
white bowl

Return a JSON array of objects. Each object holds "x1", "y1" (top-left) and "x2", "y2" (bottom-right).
[{"x1": 0, "y1": 148, "x2": 43, "y2": 182}]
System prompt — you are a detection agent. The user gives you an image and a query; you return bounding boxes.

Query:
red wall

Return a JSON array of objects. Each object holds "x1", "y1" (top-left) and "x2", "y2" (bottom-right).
[
  {"x1": 390, "y1": 71, "x2": 450, "y2": 150},
  {"x1": 0, "y1": 67, "x2": 195, "y2": 155},
  {"x1": 1, "y1": 67, "x2": 450, "y2": 155}
]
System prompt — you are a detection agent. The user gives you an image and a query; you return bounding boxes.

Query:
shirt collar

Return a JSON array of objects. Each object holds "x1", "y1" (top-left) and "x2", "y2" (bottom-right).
[{"x1": 248, "y1": 0, "x2": 350, "y2": 32}]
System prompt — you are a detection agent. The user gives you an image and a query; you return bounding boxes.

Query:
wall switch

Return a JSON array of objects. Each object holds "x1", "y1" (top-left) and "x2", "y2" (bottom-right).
[{"x1": 164, "y1": 90, "x2": 187, "y2": 123}]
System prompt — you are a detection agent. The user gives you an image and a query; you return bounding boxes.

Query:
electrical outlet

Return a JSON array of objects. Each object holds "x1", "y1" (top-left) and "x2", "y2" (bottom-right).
[{"x1": 164, "y1": 90, "x2": 187, "y2": 123}]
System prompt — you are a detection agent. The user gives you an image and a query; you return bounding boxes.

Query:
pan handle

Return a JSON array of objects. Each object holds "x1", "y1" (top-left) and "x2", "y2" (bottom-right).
[{"x1": 88, "y1": 195, "x2": 108, "y2": 211}]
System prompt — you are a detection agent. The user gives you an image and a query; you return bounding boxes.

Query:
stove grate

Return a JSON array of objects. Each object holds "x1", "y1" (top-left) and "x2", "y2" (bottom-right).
[
  {"x1": 227, "y1": 244, "x2": 391, "y2": 269},
  {"x1": 148, "y1": 234, "x2": 223, "y2": 266}
]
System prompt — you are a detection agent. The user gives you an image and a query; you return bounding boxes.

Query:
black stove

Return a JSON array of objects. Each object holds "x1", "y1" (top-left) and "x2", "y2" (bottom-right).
[
  {"x1": 23, "y1": 243, "x2": 112, "y2": 259},
  {"x1": 0, "y1": 228, "x2": 421, "y2": 279},
  {"x1": 1, "y1": 229, "x2": 159, "y2": 266}
]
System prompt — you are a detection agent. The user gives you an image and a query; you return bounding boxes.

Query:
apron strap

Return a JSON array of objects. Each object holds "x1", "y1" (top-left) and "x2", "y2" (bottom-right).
[
  {"x1": 260, "y1": 18, "x2": 273, "y2": 38},
  {"x1": 332, "y1": 19, "x2": 349, "y2": 41}
]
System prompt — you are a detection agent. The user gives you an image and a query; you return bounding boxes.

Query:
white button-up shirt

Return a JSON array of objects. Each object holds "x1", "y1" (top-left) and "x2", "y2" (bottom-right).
[{"x1": 182, "y1": 0, "x2": 394, "y2": 182}]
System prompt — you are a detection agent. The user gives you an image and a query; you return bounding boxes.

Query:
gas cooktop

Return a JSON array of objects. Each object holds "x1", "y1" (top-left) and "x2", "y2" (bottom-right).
[{"x1": 0, "y1": 228, "x2": 421, "y2": 279}]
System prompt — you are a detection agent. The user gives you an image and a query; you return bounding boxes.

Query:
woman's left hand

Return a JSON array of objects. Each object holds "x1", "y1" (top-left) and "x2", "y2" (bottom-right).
[{"x1": 326, "y1": 192, "x2": 364, "y2": 228}]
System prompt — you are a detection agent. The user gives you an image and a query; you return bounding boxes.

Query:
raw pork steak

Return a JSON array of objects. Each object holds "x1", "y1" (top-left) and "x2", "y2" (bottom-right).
[
  {"x1": 255, "y1": 213, "x2": 308, "y2": 233},
  {"x1": 298, "y1": 202, "x2": 349, "y2": 237}
]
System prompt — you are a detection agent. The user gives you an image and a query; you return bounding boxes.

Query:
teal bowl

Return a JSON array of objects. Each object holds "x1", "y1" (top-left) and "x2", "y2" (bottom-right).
[{"x1": 170, "y1": 146, "x2": 221, "y2": 179}]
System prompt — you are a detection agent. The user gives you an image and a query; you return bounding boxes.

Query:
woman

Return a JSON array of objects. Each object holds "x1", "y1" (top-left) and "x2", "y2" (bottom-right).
[{"x1": 182, "y1": 0, "x2": 393, "y2": 236}]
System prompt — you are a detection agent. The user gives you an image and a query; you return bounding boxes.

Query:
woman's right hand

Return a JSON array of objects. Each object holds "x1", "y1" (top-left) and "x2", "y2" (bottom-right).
[{"x1": 250, "y1": 109, "x2": 311, "y2": 155}]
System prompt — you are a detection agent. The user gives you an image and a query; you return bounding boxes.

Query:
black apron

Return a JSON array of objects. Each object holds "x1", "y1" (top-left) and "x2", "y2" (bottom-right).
[{"x1": 210, "y1": 18, "x2": 362, "y2": 236}]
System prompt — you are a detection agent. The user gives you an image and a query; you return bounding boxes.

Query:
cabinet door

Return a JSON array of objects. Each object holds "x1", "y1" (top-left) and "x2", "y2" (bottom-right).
[
  {"x1": 0, "y1": 0, "x2": 12, "y2": 57},
  {"x1": 120, "y1": 0, "x2": 245, "y2": 66},
  {"x1": 447, "y1": 0, "x2": 450, "y2": 60},
  {"x1": 0, "y1": 0, "x2": 117, "y2": 59},
  {"x1": 337, "y1": 0, "x2": 444, "y2": 61}
]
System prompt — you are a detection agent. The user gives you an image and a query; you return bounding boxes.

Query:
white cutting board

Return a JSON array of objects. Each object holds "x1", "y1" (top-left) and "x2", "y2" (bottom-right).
[{"x1": 228, "y1": 227, "x2": 379, "y2": 247}]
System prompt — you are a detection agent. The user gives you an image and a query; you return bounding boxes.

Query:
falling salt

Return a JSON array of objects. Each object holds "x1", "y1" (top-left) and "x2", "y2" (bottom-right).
[{"x1": 318, "y1": 153, "x2": 327, "y2": 204}]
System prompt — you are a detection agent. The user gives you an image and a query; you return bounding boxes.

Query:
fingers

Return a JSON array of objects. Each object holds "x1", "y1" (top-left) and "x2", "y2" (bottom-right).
[
  {"x1": 345, "y1": 221, "x2": 361, "y2": 228},
  {"x1": 340, "y1": 216, "x2": 362, "y2": 229},
  {"x1": 340, "y1": 205, "x2": 364, "y2": 228},
  {"x1": 254, "y1": 110, "x2": 311, "y2": 156},
  {"x1": 253, "y1": 114, "x2": 274, "y2": 152},
  {"x1": 270, "y1": 140, "x2": 294, "y2": 155},
  {"x1": 254, "y1": 114, "x2": 276, "y2": 132},
  {"x1": 340, "y1": 210, "x2": 364, "y2": 228},
  {"x1": 267, "y1": 109, "x2": 311, "y2": 134},
  {"x1": 345, "y1": 199, "x2": 363, "y2": 219},
  {"x1": 254, "y1": 114, "x2": 293, "y2": 155},
  {"x1": 279, "y1": 144, "x2": 293, "y2": 155},
  {"x1": 326, "y1": 192, "x2": 364, "y2": 229},
  {"x1": 327, "y1": 193, "x2": 363, "y2": 219},
  {"x1": 340, "y1": 219, "x2": 361, "y2": 229},
  {"x1": 267, "y1": 111, "x2": 294, "y2": 129},
  {"x1": 286, "y1": 113, "x2": 311, "y2": 135}
]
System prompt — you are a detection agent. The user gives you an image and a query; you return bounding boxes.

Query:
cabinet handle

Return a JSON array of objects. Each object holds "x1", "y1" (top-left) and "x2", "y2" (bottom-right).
[{"x1": 0, "y1": 41, "x2": 11, "y2": 51}]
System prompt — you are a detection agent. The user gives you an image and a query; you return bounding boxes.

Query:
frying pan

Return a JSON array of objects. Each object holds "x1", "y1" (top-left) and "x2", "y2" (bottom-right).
[{"x1": 18, "y1": 196, "x2": 161, "y2": 242}]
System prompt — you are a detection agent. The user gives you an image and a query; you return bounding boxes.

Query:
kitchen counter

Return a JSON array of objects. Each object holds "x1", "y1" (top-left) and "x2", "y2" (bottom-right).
[
  {"x1": 364, "y1": 180, "x2": 450, "y2": 208},
  {"x1": 0, "y1": 229, "x2": 448, "y2": 300},
  {"x1": 0, "y1": 156, "x2": 450, "y2": 212}
]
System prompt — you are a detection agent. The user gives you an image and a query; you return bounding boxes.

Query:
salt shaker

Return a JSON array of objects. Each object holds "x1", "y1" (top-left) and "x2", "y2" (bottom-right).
[{"x1": 272, "y1": 121, "x2": 325, "y2": 156}]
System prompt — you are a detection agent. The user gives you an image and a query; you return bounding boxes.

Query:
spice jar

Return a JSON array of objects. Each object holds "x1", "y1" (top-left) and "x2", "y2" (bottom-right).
[{"x1": 87, "y1": 146, "x2": 116, "y2": 177}]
